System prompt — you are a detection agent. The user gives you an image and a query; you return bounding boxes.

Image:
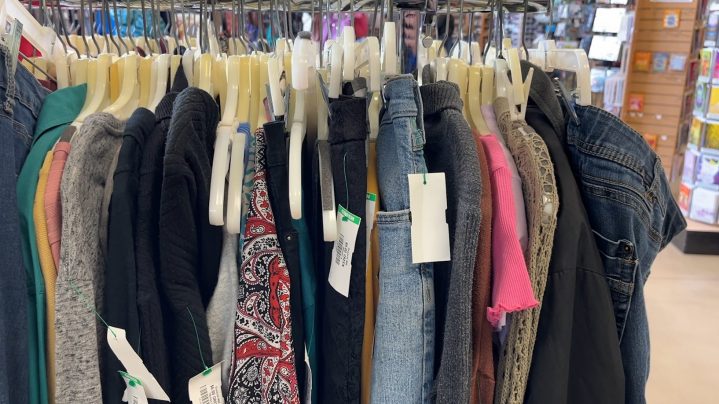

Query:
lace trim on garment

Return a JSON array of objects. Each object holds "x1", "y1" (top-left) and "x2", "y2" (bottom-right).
[{"x1": 493, "y1": 106, "x2": 559, "y2": 404}]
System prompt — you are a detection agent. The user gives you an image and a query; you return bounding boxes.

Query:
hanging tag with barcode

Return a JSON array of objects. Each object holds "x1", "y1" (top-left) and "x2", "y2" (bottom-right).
[
  {"x1": 328, "y1": 205, "x2": 361, "y2": 297},
  {"x1": 408, "y1": 173, "x2": 451, "y2": 263},
  {"x1": 107, "y1": 327, "x2": 170, "y2": 401},
  {"x1": 120, "y1": 371, "x2": 149, "y2": 404},
  {"x1": 188, "y1": 363, "x2": 225, "y2": 404}
]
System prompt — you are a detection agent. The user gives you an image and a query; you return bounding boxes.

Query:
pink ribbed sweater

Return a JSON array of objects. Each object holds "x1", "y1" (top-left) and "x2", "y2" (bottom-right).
[
  {"x1": 44, "y1": 140, "x2": 71, "y2": 269},
  {"x1": 480, "y1": 135, "x2": 538, "y2": 328}
]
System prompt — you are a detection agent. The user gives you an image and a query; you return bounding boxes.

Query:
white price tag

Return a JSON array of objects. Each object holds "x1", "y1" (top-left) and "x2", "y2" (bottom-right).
[
  {"x1": 107, "y1": 327, "x2": 170, "y2": 401},
  {"x1": 120, "y1": 372, "x2": 149, "y2": 404},
  {"x1": 408, "y1": 173, "x2": 451, "y2": 263},
  {"x1": 328, "y1": 205, "x2": 361, "y2": 297},
  {"x1": 188, "y1": 363, "x2": 225, "y2": 404}
]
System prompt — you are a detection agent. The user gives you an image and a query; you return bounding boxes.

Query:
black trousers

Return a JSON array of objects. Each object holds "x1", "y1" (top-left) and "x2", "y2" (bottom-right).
[
  {"x1": 264, "y1": 120, "x2": 306, "y2": 399},
  {"x1": 318, "y1": 96, "x2": 368, "y2": 404}
]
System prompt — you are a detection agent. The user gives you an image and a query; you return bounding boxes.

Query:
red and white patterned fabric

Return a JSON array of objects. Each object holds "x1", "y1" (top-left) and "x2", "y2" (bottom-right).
[{"x1": 227, "y1": 128, "x2": 300, "y2": 403}]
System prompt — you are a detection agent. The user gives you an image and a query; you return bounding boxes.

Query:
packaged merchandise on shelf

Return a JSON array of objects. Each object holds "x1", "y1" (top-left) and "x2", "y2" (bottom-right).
[
  {"x1": 670, "y1": 54, "x2": 688, "y2": 71},
  {"x1": 634, "y1": 51, "x2": 652, "y2": 72},
  {"x1": 643, "y1": 133, "x2": 658, "y2": 150},
  {"x1": 704, "y1": 121, "x2": 719, "y2": 149},
  {"x1": 706, "y1": 12, "x2": 719, "y2": 45},
  {"x1": 695, "y1": 83, "x2": 708, "y2": 115},
  {"x1": 689, "y1": 186, "x2": 719, "y2": 224},
  {"x1": 699, "y1": 48, "x2": 713, "y2": 78},
  {"x1": 652, "y1": 52, "x2": 670, "y2": 72},
  {"x1": 689, "y1": 117, "x2": 704, "y2": 149},
  {"x1": 697, "y1": 151, "x2": 719, "y2": 186},
  {"x1": 629, "y1": 93, "x2": 645, "y2": 112},
  {"x1": 663, "y1": 9, "x2": 681, "y2": 29},
  {"x1": 708, "y1": 86, "x2": 719, "y2": 119},
  {"x1": 679, "y1": 182, "x2": 694, "y2": 216},
  {"x1": 683, "y1": 149, "x2": 700, "y2": 184}
]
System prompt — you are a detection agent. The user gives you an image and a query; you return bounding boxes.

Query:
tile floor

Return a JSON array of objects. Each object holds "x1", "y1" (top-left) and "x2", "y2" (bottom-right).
[{"x1": 645, "y1": 244, "x2": 719, "y2": 403}]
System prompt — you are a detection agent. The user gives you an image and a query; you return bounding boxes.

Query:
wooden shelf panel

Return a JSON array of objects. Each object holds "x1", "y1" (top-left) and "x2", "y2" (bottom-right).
[
  {"x1": 625, "y1": 122, "x2": 681, "y2": 136},
  {"x1": 624, "y1": 91, "x2": 684, "y2": 106},
  {"x1": 627, "y1": 82, "x2": 687, "y2": 98},
  {"x1": 637, "y1": 0, "x2": 698, "y2": 12},
  {"x1": 634, "y1": 40, "x2": 693, "y2": 53},
  {"x1": 630, "y1": 72, "x2": 688, "y2": 86},
  {"x1": 636, "y1": 18, "x2": 695, "y2": 32},
  {"x1": 625, "y1": 113, "x2": 682, "y2": 128}
]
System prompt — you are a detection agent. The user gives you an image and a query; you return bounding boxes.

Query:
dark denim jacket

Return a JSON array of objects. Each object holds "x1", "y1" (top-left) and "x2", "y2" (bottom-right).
[{"x1": 522, "y1": 61, "x2": 686, "y2": 404}]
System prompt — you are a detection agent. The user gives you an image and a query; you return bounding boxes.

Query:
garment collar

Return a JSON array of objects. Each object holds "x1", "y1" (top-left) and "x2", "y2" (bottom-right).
[
  {"x1": 33, "y1": 83, "x2": 87, "y2": 145},
  {"x1": 420, "y1": 81, "x2": 464, "y2": 116},
  {"x1": 520, "y1": 60, "x2": 566, "y2": 139}
]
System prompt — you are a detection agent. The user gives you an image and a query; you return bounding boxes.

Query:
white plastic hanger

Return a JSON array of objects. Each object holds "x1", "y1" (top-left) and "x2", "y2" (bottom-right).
[
  {"x1": 209, "y1": 55, "x2": 242, "y2": 229},
  {"x1": 104, "y1": 51, "x2": 139, "y2": 119},
  {"x1": 527, "y1": 39, "x2": 590, "y2": 105},
  {"x1": 289, "y1": 33, "x2": 315, "y2": 219}
]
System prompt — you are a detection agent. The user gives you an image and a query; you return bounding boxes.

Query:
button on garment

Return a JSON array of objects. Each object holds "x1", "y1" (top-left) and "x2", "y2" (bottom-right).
[{"x1": 227, "y1": 128, "x2": 301, "y2": 404}]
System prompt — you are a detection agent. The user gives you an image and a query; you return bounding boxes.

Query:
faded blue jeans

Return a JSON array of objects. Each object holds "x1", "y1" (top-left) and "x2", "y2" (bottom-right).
[
  {"x1": 372, "y1": 75, "x2": 434, "y2": 403},
  {"x1": 0, "y1": 43, "x2": 48, "y2": 404},
  {"x1": 565, "y1": 105, "x2": 687, "y2": 404}
]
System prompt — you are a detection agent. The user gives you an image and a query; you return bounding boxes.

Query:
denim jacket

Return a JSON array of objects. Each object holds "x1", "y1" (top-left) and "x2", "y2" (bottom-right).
[{"x1": 522, "y1": 61, "x2": 686, "y2": 404}]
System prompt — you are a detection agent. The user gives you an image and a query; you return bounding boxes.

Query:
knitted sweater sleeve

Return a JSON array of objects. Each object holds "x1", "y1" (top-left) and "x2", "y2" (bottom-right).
[{"x1": 480, "y1": 136, "x2": 538, "y2": 328}]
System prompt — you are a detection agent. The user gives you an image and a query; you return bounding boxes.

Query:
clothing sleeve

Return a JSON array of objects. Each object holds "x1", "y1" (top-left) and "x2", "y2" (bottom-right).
[
  {"x1": 159, "y1": 165, "x2": 214, "y2": 403},
  {"x1": 482, "y1": 137, "x2": 538, "y2": 328}
]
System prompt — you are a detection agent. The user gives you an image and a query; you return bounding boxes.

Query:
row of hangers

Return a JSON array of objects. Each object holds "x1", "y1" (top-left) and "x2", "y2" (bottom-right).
[{"x1": 0, "y1": 0, "x2": 589, "y2": 242}]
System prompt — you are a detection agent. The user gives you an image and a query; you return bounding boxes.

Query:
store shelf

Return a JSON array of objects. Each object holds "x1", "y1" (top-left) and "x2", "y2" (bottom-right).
[{"x1": 672, "y1": 218, "x2": 719, "y2": 254}]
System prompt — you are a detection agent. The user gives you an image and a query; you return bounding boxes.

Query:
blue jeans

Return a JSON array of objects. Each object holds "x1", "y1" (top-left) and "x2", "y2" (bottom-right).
[
  {"x1": 372, "y1": 75, "x2": 434, "y2": 403},
  {"x1": 566, "y1": 105, "x2": 687, "y2": 404},
  {"x1": 0, "y1": 44, "x2": 48, "y2": 404}
]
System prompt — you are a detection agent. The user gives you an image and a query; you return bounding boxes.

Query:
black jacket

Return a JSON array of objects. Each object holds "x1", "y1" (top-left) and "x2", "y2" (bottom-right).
[
  {"x1": 102, "y1": 107, "x2": 157, "y2": 403},
  {"x1": 159, "y1": 87, "x2": 222, "y2": 403},
  {"x1": 523, "y1": 65, "x2": 625, "y2": 404},
  {"x1": 134, "y1": 68, "x2": 188, "y2": 400}
]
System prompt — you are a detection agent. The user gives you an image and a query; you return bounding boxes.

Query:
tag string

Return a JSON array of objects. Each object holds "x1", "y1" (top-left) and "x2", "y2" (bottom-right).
[
  {"x1": 68, "y1": 279, "x2": 117, "y2": 339},
  {"x1": 186, "y1": 307, "x2": 210, "y2": 371}
]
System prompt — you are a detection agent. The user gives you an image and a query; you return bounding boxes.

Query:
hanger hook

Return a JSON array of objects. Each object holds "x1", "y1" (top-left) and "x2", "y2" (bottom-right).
[
  {"x1": 47, "y1": 0, "x2": 67, "y2": 54},
  {"x1": 57, "y1": 0, "x2": 79, "y2": 56},
  {"x1": 111, "y1": 0, "x2": 129, "y2": 54},
  {"x1": 149, "y1": 0, "x2": 162, "y2": 53},
  {"x1": 169, "y1": 0, "x2": 180, "y2": 52},
  {"x1": 139, "y1": 0, "x2": 153, "y2": 55},
  {"x1": 87, "y1": 0, "x2": 102, "y2": 55},
  {"x1": 104, "y1": 0, "x2": 121, "y2": 54},
  {"x1": 521, "y1": 0, "x2": 528, "y2": 59},
  {"x1": 78, "y1": 0, "x2": 91, "y2": 57}
]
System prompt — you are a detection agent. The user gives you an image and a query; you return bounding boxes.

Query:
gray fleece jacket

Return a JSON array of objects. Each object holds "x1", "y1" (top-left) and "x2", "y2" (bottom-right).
[{"x1": 55, "y1": 113, "x2": 125, "y2": 404}]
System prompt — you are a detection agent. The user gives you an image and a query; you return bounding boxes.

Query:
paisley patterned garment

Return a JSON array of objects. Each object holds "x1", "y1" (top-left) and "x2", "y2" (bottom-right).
[{"x1": 227, "y1": 128, "x2": 300, "y2": 403}]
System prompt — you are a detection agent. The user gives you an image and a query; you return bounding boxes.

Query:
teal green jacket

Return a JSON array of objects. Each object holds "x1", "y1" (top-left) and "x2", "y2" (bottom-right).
[{"x1": 16, "y1": 84, "x2": 86, "y2": 404}]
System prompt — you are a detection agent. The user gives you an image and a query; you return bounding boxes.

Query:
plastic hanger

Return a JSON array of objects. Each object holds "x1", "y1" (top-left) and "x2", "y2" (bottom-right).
[
  {"x1": 289, "y1": 33, "x2": 314, "y2": 219},
  {"x1": 209, "y1": 55, "x2": 243, "y2": 228},
  {"x1": 194, "y1": 0, "x2": 213, "y2": 95},
  {"x1": 447, "y1": 0, "x2": 470, "y2": 117},
  {"x1": 342, "y1": 1, "x2": 356, "y2": 82},
  {"x1": 381, "y1": 1, "x2": 397, "y2": 77},
  {"x1": 527, "y1": 40, "x2": 590, "y2": 106}
]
